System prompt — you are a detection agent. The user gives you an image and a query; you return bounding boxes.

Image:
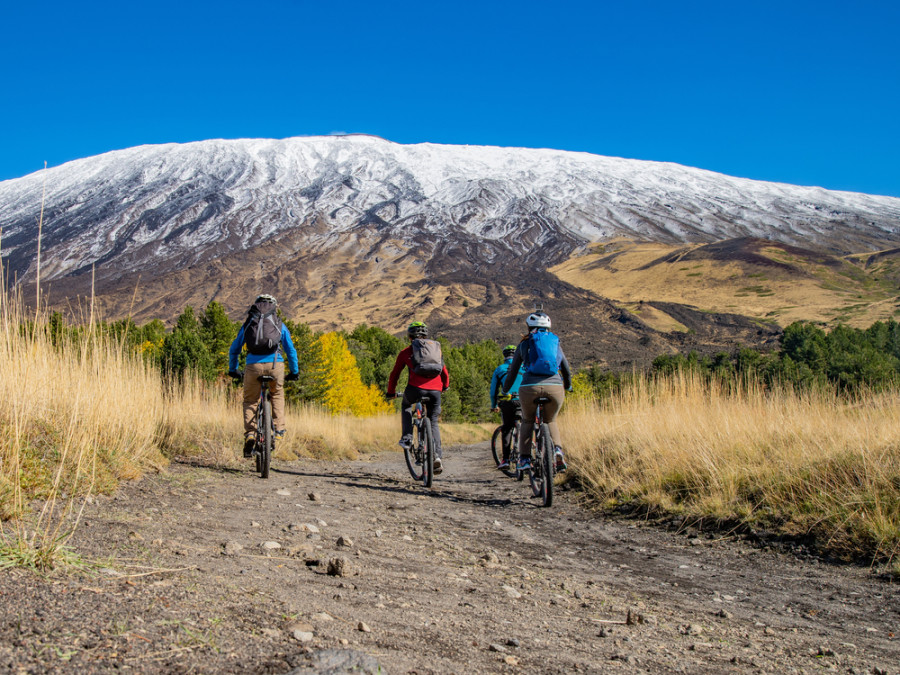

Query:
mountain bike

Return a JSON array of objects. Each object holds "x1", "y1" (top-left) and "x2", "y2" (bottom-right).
[
  {"x1": 524, "y1": 396, "x2": 555, "y2": 507},
  {"x1": 391, "y1": 394, "x2": 435, "y2": 488}
]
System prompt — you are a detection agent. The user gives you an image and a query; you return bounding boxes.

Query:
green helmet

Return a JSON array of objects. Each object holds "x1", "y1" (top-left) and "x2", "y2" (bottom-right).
[
  {"x1": 407, "y1": 321, "x2": 428, "y2": 339},
  {"x1": 502, "y1": 344, "x2": 516, "y2": 357}
]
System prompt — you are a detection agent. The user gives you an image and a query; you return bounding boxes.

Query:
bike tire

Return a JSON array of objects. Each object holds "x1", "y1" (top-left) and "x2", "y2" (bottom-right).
[
  {"x1": 529, "y1": 428, "x2": 543, "y2": 498},
  {"x1": 404, "y1": 421, "x2": 425, "y2": 482},
  {"x1": 255, "y1": 404, "x2": 264, "y2": 473},
  {"x1": 540, "y1": 423, "x2": 554, "y2": 507},
  {"x1": 490, "y1": 426, "x2": 503, "y2": 466},
  {"x1": 511, "y1": 425, "x2": 524, "y2": 481},
  {"x1": 422, "y1": 417, "x2": 435, "y2": 488},
  {"x1": 260, "y1": 399, "x2": 273, "y2": 479}
]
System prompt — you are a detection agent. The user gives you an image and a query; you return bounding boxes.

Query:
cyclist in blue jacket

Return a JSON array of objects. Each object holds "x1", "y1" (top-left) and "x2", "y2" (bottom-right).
[
  {"x1": 490, "y1": 344, "x2": 523, "y2": 470},
  {"x1": 228, "y1": 294, "x2": 300, "y2": 458},
  {"x1": 502, "y1": 311, "x2": 572, "y2": 473}
]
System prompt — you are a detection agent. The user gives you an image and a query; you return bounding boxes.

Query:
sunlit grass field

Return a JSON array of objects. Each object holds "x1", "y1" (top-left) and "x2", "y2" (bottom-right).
[{"x1": 560, "y1": 373, "x2": 900, "y2": 570}]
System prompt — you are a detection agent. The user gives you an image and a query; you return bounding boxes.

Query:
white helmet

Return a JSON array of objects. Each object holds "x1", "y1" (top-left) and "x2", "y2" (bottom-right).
[
  {"x1": 255, "y1": 294, "x2": 277, "y2": 305},
  {"x1": 525, "y1": 311, "x2": 551, "y2": 328}
]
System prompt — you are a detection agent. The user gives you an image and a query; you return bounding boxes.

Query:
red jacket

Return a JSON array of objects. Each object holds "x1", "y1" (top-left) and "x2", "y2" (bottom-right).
[{"x1": 387, "y1": 346, "x2": 450, "y2": 394}]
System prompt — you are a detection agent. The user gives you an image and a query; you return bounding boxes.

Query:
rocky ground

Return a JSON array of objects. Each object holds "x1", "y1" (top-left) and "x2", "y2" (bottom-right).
[{"x1": 1, "y1": 442, "x2": 898, "y2": 674}]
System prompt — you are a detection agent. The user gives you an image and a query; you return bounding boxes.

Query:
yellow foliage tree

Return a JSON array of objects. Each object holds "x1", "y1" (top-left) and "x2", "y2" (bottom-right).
[{"x1": 314, "y1": 332, "x2": 393, "y2": 416}]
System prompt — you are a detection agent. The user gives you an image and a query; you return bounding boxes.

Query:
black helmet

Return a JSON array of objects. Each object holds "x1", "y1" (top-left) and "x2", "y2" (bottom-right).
[{"x1": 407, "y1": 321, "x2": 428, "y2": 339}]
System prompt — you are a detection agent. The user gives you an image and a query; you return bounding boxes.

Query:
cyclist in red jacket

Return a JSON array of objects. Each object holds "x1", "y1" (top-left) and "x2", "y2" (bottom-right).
[{"x1": 386, "y1": 322, "x2": 450, "y2": 474}]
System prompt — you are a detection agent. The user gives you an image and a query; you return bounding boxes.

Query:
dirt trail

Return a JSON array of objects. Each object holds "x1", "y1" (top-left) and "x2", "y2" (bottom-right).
[{"x1": 2, "y1": 442, "x2": 899, "y2": 674}]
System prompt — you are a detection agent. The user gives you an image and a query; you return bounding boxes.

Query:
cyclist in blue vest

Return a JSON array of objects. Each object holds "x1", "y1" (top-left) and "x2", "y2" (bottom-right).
[
  {"x1": 490, "y1": 344, "x2": 523, "y2": 470},
  {"x1": 502, "y1": 311, "x2": 572, "y2": 473}
]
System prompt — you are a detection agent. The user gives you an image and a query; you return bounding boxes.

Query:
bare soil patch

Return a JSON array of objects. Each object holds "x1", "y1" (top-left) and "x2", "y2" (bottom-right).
[{"x1": 2, "y1": 443, "x2": 898, "y2": 674}]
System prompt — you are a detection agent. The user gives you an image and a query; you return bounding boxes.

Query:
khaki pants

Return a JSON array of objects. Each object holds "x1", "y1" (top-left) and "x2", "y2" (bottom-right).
[
  {"x1": 518, "y1": 384, "x2": 565, "y2": 458},
  {"x1": 243, "y1": 362, "x2": 286, "y2": 439}
]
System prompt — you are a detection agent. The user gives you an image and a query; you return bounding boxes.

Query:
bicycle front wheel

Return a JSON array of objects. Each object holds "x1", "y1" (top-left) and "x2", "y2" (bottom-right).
[
  {"x1": 490, "y1": 426, "x2": 503, "y2": 466},
  {"x1": 260, "y1": 399, "x2": 273, "y2": 479},
  {"x1": 511, "y1": 424, "x2": 524, "y2": 481}
]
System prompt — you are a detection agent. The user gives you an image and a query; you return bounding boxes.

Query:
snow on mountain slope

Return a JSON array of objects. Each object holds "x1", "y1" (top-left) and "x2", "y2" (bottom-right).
[{"x1": 2, "y1": 135, "x2": 900, "y2": 287}]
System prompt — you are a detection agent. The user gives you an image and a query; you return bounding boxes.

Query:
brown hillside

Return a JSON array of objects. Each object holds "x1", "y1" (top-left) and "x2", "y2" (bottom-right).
[{"x1": 552, "y1": 237, "x2": 900, "y2": 329}]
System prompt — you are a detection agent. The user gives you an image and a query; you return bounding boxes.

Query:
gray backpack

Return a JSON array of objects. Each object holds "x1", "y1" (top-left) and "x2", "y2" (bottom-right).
[{"x1": 410, "y1": 338, "x2": 443, "y2": 377}]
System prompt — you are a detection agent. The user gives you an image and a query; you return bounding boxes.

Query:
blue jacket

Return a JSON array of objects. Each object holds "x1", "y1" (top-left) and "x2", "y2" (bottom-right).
[
  {"x1": 490, "y1": 357, "x2": 522, "y2": 407},
  {"x1": 228, "y1": 324, "x2": 299, "y2": 374}
]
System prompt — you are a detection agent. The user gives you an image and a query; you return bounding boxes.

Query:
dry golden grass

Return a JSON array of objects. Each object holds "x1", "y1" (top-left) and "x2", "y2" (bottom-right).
[
  {"x1": 560, "y1": 373, "x2": 900, "y2": 566},
  {"x1": 0, "y1": 290, "x2": 168, "y2": 568},
  {"x1": 551, "y1": 240, "x2": 900, "y2": 329},
  {"x1": 158, "y1": 381, "x2": 400, "y2": 467},
  {"x1": 160, "y1": 383, "x2": 490, "y2": 468}
]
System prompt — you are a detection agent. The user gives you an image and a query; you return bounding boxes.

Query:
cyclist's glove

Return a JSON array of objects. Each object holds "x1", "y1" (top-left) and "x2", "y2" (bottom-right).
[
  {"x1": 228, "y1": 370, "x2": 243, "y2": 380},
  {"x1": 285, "y1": 371, "x2": 300, "y2": 382},
  {"x1": 497, "y1": 393, "x2": 513, "y2": 401}
]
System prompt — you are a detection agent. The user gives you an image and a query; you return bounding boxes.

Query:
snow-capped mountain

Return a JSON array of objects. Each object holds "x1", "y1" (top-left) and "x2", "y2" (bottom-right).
[
  {"x1": 2, "y1": 135, "x2": 899, "y2": 287},
  {"x1": 1, "y1": 135, "x2": 898, "y2": 365}
]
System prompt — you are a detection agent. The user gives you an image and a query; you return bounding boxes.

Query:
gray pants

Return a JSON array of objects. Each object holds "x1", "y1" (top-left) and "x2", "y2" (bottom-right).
[{"x1": 518, "y1": 384, "x2": 565, "y2": 458}]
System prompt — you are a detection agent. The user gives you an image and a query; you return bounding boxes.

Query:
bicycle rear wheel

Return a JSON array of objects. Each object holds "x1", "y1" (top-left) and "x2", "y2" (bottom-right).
[
  {"x1": 529, "y1": 430, "x2": 543, "y2": 498},
  {"x1": 422, "y1": 418, "x2": 434, "y2": 488},
  {"x1": 539, "y1": 423, "x2": 554, "y2": 507},
  {"x1": 259, "y1": 399, "x2": 273, "y2": 479},
  {"x1": 490, "y1": 426, "x2": 503, "y2": 466},
  {"x1": 404, "y1": 421, "x2": 425, "y2": 482}
]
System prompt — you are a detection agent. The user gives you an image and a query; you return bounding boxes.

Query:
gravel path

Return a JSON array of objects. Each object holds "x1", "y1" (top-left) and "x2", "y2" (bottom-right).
[{"x1": 1, "y1": 442, "x2": 898, "y2": 674}]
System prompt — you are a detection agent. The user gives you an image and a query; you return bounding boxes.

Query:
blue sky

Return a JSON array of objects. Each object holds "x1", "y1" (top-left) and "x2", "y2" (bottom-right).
[{"x1": 1, "y1": 0, "x2": 898, "y2": 196}]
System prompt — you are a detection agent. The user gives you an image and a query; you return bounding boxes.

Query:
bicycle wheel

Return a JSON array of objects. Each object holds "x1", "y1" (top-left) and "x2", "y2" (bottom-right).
[
  {"x1": 490, "y1": 426, "x2": 503, "y2": 466},
  {"x1": 529, "y1": 430, "x2": 543, "y2": 499},
  {"x1": 404, "y1": 420, "x2": 425, "y2": 482},
  {"x1": 422, "y1": 417, "x2": 435, "y2": 489},
  {"x1": 539, "y1": 423, "x2": 554, "y2": 507},
  {"x1": 254, "y1": 404, "x2": 264, "y2": 473},
  {"x1": 511, "y1": 423, "x2": 524, "y2": 481},
  {"x1": 260, "y1": 399, "x2": 273, "y2": 479}
]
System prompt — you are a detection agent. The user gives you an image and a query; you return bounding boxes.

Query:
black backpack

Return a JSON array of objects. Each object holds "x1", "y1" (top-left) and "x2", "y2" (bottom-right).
[{"x1": 243, "y1": 300, "x2": 283, "y2": 355}]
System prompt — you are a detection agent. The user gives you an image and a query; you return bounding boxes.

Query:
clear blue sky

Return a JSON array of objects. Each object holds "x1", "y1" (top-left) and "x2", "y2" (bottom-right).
[{"x1": 2, "y1": 0, "x2": 898, "y2": 196}]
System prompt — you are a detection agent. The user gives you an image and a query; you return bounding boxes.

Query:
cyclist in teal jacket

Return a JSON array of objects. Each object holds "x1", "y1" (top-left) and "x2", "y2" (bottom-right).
[{"x1": 490, "y1": 345, "x2": 523, "y2": 470}]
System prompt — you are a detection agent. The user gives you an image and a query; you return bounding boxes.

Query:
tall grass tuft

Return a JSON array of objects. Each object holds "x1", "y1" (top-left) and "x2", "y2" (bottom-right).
[
  {"x1": 561, "y1": 371, "x2": 900, "y2": 566},
  {"x1": 0, "y1": 286, "x2": 167, "y2": 569}
]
